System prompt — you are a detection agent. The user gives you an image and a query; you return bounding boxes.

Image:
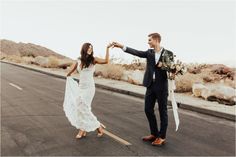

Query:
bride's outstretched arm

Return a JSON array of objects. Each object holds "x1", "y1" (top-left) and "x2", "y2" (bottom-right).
[
  {"x1": 66, "y1": 61, "x2": 78, "y2": 76},
  {"x1": 94, "y1": 43, "x2": 113, "y2": 64}
]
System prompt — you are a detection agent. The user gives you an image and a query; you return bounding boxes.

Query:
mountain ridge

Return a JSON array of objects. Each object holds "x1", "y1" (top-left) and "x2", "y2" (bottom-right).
[{"x1": 0, "y1": 39, "x2": 70, "y2": 59}]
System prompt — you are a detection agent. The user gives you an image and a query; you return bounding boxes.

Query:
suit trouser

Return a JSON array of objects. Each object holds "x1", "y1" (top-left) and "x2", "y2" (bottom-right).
[{"x1": 144, "y1": 80, "x2": 168, "y2": 139}]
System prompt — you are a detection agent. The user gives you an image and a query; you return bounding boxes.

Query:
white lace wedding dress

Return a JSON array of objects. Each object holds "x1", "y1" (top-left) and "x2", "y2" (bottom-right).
[{"x1": 63, "y1": 60, "x2": 101, "y2": 132}]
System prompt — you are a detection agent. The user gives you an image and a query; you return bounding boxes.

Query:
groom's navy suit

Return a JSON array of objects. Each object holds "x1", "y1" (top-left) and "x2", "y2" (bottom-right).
[{"x1": 124, "y1": 47, "x2": 171, "y2": 139}]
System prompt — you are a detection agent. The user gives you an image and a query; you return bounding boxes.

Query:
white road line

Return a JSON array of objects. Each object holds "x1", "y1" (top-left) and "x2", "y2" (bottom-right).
[
  {"x1": 104, "y1": 130, "x2": 132, "y2": 146},
  {"x1": 9, "y1": 83, "x2": 23, "y2": 90}
]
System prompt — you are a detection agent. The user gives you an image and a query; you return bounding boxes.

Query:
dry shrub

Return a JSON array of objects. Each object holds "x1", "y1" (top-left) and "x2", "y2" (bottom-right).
[
  {"x1": 95, "y1": 64, "x2": 124, "y2": 80},
  {"x1": 5, "y1": 55, "x2": 22, "y2": 63},
  {"x1": 20, "y1": 51, "x2": 36, "y2": 58},
  {"x1": 58, "y1": 58, "x2": 74, "y2": 69},
  {"x1": 22, "y1": 56, "x2": 35, "y2": 64},
  {"x1": 0, "y1": 52, "x2": 7, "y2": 60},
  {"x1": 200, "y1": 68, "x2": 220, "y2": 82},
  {"x1": 48, "y1": 56, "x2": 59, "y2": 68},
  {"x1": 175, "y1": 72, "x2": 203, "y2": 92},
  {"x1": 122, "y1": 58, "x2": 146, "y2": 70},
  {"x1": 187, "y1": 63, "x2": 210, "y2": 74},
  {"x1": 122, "y1": 62, "x2": 146, "y2": 71}
]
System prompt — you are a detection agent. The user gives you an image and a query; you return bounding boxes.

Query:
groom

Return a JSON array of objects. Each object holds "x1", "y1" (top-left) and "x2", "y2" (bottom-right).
[{"x1": 113, "y1": 33, "x2": 173, "y2": 146}]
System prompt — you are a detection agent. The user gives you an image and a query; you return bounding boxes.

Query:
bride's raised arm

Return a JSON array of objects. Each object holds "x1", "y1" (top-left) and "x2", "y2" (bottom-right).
[{"x1": 94, "y1": 43, "x2": 113, "y2": 64}]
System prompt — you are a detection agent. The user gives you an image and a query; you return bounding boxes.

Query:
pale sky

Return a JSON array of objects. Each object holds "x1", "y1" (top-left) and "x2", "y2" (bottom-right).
[{"x1": 1, "y1": 0, "x2": 236, "y2": 67}]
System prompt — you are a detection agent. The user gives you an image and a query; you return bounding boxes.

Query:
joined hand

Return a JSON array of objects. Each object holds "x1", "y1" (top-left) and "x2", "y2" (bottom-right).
[
  {"x1": 107, "y1": 43, "x2": 114, "y2": 49},
  {"x1": 112, "y1": 42, "x2": 124, "y2": 49}
]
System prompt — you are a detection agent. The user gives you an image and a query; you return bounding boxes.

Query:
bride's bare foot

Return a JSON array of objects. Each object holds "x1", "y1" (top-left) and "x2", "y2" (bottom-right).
[
  {"x1": 97, "y1": 123, "x2": 106, "y2": 137},
  {"x1": 76, "y1": 130, "x2": 86, "y2": 139}
]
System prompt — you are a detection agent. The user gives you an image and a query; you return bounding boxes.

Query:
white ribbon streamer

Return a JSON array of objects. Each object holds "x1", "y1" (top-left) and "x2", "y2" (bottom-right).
[{"x1": 168, "y1": 79, "x2": 180, "y2": 131}]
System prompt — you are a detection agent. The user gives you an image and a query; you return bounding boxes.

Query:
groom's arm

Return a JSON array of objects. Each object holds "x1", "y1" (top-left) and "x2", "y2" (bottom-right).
[{"x1": 122, "y1": 46, "x2": 148, "y2": 58}]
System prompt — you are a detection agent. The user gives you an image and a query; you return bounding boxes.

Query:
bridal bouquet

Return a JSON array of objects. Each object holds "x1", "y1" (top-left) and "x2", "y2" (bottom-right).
[
  {"x1": 167, "y1": 60, "x2": 187, "y2": 80},
  {"x1": 160, "y1": 50, "x2": 187, "y2": 80}
]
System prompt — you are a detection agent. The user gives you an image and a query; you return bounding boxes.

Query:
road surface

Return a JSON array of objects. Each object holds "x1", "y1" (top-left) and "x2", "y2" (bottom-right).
[{"x1": 1, "y1": 62, "x2": 235, "y2": 156}]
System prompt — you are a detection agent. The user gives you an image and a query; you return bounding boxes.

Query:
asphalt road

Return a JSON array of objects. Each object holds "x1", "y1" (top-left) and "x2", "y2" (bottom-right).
[{"x1": 1, "y1": 62, "x2": 235, "y2": 156}]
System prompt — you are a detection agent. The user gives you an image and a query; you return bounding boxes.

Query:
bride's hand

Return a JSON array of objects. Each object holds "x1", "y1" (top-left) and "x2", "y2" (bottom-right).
[{"x1": 107, "y1": 43, "x2": 114, "y2": 49}]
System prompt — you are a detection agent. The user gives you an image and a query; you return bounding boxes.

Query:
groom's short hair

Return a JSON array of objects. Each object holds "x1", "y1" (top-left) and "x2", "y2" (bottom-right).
[{"x1": 148, "y1": 33, "x2": 161, "y2": 43}]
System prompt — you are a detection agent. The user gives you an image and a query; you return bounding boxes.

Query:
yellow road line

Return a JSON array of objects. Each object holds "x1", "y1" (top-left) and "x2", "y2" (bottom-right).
[
  {"x1": 9, "y1": 83, "x2": 23, "y2": 90},
  {"x1": 104, "y1": 130, "x2": 132, "y2": 146}
]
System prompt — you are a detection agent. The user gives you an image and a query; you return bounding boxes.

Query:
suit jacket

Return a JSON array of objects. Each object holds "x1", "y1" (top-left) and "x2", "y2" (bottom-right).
[{"x1": 124, "y1": 47, "x2": 173, "y2": 90}]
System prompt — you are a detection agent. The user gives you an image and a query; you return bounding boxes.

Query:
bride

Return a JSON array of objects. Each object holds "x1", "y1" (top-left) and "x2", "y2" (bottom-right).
[{"x1": 64, "y1": 42, "x2": 113, "y2": 139}]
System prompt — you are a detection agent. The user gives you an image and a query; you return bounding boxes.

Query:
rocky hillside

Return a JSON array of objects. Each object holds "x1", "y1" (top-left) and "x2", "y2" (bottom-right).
[{"x1": 0, "y1": 39, "x2": 69, "y2": 59}]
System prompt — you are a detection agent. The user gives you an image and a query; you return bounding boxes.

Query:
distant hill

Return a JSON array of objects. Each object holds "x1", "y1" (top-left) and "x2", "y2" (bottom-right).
[{"x1": 0, "y1": 39, "x2": 70, "y2": 59}]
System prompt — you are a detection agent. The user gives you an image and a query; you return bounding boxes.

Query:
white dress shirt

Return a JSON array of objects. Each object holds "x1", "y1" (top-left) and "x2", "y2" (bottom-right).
[{"x1": 153, "y1": 47, "x2": 163, "y2": 79}]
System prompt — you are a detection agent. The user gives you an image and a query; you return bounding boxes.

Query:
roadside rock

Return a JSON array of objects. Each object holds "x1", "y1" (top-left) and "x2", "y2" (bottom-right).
[
  {"x1": 33, "y1": 56, "x2": 49, "y2": 67},
  {"x1": 192, "y1": 83, "x2": 208, "y2": 97},
  {"x1": 192, "y1": 83, "x2": 236, "y2": 105}
]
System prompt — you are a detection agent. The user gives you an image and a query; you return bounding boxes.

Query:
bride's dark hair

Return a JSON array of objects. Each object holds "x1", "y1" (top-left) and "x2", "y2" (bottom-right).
[{"x1": 79, "y1": 43, "x2": 95, "y2": 69}]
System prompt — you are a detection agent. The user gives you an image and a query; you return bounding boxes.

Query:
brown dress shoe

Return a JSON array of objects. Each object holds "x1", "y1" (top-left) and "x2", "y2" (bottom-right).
[
  {"x1": 142, "y1": 135, "x2": 156, "y2": 142},
  {"x1": 152, "y1": 138, "x2": 166, "y2": 146}
]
